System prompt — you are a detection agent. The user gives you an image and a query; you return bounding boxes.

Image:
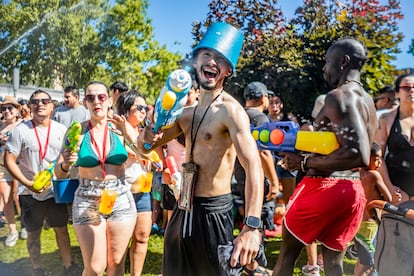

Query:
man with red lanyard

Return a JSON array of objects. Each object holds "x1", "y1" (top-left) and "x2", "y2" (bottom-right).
[{"x1": 5, "y1": 90, "x2": 81, "y2": 276}]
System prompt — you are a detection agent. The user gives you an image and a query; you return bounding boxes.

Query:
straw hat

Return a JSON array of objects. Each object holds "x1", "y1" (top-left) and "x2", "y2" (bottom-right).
[{"x1": 1, "y1": 95, "x2": 21, "y2": 110}]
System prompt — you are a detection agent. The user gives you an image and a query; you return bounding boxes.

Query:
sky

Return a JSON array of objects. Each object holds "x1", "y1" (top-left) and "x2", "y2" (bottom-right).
[{"x1": 147, "y1": 0, "x2": 414, "y2": 69}]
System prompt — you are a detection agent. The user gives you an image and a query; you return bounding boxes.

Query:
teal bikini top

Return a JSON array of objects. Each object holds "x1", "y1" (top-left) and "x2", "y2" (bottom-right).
[{"x1": 77, "y1": 127, "x2": 128, "y2": 167}]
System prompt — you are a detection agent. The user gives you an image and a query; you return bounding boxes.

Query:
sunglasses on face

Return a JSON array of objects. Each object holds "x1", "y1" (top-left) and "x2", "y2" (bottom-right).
[
  {"x1": 135, "y1": 104, "x2": 148, "y2": 112},
  {"x1": 399, "y1": 85, "x2": 414, "y2": 92},
  {"x1": 84, "y1": 94, "x2": 109, "y2": 103},
  {"x1": 1, "y1": 105, "x2": 15, "y2": 112},
  {"x1": 29, "y1": 98, "x2": 52, "y2": 105}
]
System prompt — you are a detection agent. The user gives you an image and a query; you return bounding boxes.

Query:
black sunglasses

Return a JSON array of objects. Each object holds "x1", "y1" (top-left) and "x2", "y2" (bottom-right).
[
  {"x1": 84, "y1": 94, "x2": 109, "y2": 103},
  {"x1": 135, "y1": 104, "x2": 148, "y2": 112},
  {"x1": 29, "y1": 98, "x2": 52, "y2": 105},
  {"x1": 399, "y1": 85, "x2": 414, "y2": 92},
  {"x1": 1, "y1": 106, "x2": 15, "y2": 112}
]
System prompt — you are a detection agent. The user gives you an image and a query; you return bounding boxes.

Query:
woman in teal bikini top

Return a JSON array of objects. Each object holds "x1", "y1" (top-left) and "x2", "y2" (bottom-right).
[
  {"x1": 54, "y1": 81, "x2": 136, "y2": 276},
  {"x1": 77, "y1": 127, "x2": 128, "y2": 167}
]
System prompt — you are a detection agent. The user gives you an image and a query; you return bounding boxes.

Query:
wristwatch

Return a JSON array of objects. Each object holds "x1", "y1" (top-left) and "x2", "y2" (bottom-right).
[{"x1": 243, "y1": 216, "x2": 262, "y2": 229}]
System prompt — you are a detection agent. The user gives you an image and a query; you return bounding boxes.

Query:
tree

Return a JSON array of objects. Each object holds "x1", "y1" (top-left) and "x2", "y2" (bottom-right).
[
  {"x1": 0, "y1": 0, "x2": 182, "y2": 102},
  {"x1": 329, "y1": 0, "x2": 404, "y2": 92},
  {"x1": 0, "y1": 0, "x2": 103, "y2": 88},
  {"x1": 193, "y1": 0, "x2": 404, "y2": 117},
  {"x1": 99, "y1": 0, "x2": 182, "y2": 102}
]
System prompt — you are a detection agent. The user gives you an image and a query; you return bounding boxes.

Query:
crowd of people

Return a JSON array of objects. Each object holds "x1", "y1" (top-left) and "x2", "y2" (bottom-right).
[{"x1": 0, "y1": 21, "x2": 413, "y2": 276}]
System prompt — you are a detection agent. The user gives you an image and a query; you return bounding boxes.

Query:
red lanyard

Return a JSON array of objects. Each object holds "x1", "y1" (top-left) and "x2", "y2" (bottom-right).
[
  {"x1": 89, "y1": 121, "x2": 108, "y2": 178},
  {"x1": 32, "y1": 120, "x2": 51, "y2": 167}
]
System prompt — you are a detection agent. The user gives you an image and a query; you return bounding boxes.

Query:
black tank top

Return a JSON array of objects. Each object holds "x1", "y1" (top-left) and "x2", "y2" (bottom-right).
[{"x1": 385, "y1": 108, "x2": 414, "y2": 196}]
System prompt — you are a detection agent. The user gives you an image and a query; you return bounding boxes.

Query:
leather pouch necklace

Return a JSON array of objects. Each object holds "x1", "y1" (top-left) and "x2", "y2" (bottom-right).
[{"x1": 178, "y1": 92, "x2": 222, "y2": 210}]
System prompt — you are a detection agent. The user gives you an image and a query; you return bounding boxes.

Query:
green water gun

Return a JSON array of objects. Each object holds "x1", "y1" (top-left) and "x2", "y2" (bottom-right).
[{"x1": 64, "y1": 121, "x2": 82, "y2": 152}]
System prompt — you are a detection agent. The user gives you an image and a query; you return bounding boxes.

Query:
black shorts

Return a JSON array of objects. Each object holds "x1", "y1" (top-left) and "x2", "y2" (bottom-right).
[
  {"x1": 19, "y1": 195, "x2": 68, "y2": 232},
  {"x1": 163, "y1": 194, "x2": 234, "y2": 276}
]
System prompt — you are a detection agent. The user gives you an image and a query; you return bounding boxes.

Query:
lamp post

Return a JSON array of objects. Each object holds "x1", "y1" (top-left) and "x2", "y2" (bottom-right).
[{"x1": 13, "y1": 66, "x2": 20, "y2": 98}]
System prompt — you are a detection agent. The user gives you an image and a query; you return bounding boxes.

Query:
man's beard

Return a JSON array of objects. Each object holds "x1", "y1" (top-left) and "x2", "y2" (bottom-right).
[{"x1": 200, "y1": 81, "x2": 216, "y2": 91}]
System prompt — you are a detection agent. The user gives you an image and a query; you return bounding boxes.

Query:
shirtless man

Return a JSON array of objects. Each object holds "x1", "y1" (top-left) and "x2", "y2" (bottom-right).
[
  {"x1": 273, "y1": 38, "x2": 377, "y2": 276},
  {"x1": 137, "y1": 22, "x2": 263, "y2": 276}
]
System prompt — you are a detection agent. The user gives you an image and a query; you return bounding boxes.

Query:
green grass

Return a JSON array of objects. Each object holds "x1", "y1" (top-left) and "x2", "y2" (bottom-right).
[{"x1": 0, "y1": 220, "x2": 356, "y2": 275}]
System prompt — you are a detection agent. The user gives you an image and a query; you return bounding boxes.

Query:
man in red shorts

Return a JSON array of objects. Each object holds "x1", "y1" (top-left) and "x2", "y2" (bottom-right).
[{"x1": 272, "y1": 37, "x2": 378, "y2": 276}]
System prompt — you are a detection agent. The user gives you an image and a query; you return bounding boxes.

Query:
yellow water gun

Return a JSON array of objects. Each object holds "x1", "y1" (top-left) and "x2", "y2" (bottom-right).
[
  {"x1": 32, "y1": 122, "x2": 82, "y2": 192},
  {"x1": 33, "y1": 162, "x2": 55, "y2": 191}
]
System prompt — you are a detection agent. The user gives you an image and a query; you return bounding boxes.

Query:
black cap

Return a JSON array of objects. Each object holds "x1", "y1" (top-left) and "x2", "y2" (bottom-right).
[{"x1": 243, "y1": 82, "x2": 269, "y2": 100}]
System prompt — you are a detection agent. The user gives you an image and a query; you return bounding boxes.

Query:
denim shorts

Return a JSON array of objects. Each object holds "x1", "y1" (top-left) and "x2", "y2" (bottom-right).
[
  {"x1": 72, "y1": 177, "x2": 136, "y2": 225},
  {"x1": 133, "y1": 192, "x2": 152, "y2": 212}
]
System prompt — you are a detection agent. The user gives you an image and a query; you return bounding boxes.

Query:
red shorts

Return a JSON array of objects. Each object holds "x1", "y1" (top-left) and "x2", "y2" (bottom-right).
[{"x1": 284, "y1": 176, "x2": 366, "y2": 251}]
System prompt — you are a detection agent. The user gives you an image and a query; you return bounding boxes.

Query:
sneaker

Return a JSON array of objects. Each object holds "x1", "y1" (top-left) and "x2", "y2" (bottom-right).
[
  {"x1": 20, "y1": 228, "x2": 28, "y2": 239},
  {"x1": 151, "y1": 223, "x2": 159, "y2": 235},
  {"x1": 302, "y1": 264, "x2": 320, "y2": 276},
  {"x1": 33, "y1": 268, "x2": 45, "y2": 276},
  {"x1": 5, "y1": 231, "x2": 19, "y2": 247},
  {"x1": 62, "y1": 262, "x2": 83, "y2": 276}
]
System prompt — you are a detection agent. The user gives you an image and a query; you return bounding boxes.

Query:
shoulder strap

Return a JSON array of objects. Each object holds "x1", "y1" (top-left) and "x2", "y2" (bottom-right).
[{"x1": 385, "y1": 107, "x2": 400, "y2": 147}]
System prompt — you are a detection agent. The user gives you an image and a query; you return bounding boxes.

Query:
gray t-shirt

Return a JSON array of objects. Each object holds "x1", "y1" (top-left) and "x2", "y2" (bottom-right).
[
  {"x1": 6, "y1": 120, "x2": 67, "y2": 201},
  {"x1": 53, "y1": 105, "x2": 90, "y2": 127}
]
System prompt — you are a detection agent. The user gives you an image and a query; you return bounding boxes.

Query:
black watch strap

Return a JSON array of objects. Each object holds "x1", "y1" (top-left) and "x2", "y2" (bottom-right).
[{"x1": 243, "y1": 216, "x2": 262, "y2": 229}]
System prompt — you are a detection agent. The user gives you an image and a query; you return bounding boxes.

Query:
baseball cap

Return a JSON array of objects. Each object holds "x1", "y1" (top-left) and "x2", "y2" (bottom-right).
[{"x1": 243, "y1": 82, "x2": 269, "y2": 100}]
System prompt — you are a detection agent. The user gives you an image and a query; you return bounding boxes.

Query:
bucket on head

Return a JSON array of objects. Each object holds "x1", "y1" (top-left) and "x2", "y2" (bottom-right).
[
  {"x1": 53, "y1": 179, "x2": 79, "y2": 203},
  {"x1": 193, "y1": 22, "x2": 244, "y2": 75}
]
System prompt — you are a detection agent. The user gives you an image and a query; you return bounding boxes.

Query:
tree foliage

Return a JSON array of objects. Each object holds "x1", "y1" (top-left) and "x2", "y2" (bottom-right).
[
  {"x1": 193, "y1": 0, "x2": 404, "y2": 118},
  {"x1": 0, "y1": 0, "x2": 103, "y2": 88},
  {"x1": 99, "y1": 0, "x2": 182, "y2": 101},
  {"x1": 328, "y1": 0, "x2": 403, "y2": 92},
  {"x1": 0, "y1": 0, "x2": 182, "y2": 102}
]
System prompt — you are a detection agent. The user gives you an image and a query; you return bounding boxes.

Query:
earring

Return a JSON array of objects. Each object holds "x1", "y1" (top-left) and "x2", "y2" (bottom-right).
[{"x1": 340, "y1": 66, "x2": 343, "y2": 70}]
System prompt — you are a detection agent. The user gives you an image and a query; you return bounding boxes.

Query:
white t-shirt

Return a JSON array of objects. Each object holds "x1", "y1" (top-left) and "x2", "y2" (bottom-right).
[{"x1": 6, "y1": 120, "x2": 67, "y2": 201}]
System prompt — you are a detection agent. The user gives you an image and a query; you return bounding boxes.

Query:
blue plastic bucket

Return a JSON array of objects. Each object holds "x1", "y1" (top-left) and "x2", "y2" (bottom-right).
[
  {"x1": 53, "y1": 179, "x2": 79, "y2": 203},
  {"x1": 193, "y1": 22, "x2": 244, "y2": 75}
]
